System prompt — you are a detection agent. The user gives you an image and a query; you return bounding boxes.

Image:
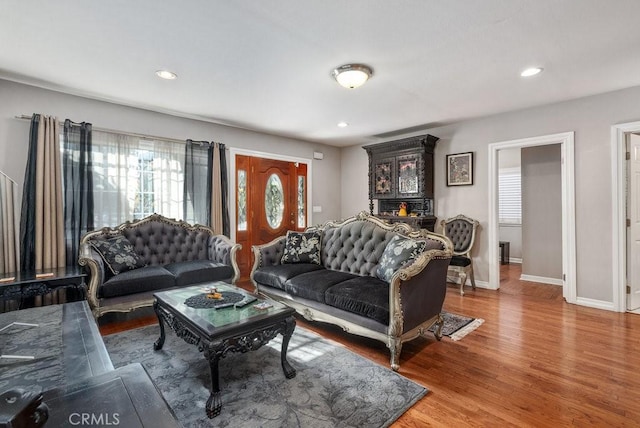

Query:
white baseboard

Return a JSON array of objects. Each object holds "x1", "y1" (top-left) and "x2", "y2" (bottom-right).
[
  {"x1": 448, "y1": 278, "x2": 493, "y2": 290},
  {"x1": 450, "y1": 275, "x2": 618, "y2": 311},
  {"x1": 519, "y1": 274, "x2": 563, "y2": 286},
  {"x1": 575, "y1": 297, "x2": 616, "y2": 312},
  {"x1": 508, "y1": 258, "x2": 522, "y2": 264}
]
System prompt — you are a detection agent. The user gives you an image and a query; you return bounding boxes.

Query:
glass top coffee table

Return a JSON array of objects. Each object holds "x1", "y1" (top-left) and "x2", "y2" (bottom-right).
[{"x1": 152, "y1": 282, "x2": 296, "y2": 418}]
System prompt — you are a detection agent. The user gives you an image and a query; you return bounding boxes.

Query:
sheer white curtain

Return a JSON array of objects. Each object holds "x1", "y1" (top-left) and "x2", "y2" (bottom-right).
[
  {"x1": 147, "y1": 139, "x2": 184, "y2": 218},
  {"x1": 91, "y1": 131, "x2": 184, "y2": 227}
]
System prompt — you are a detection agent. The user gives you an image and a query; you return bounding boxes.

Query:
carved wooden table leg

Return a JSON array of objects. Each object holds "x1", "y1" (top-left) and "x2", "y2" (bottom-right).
[
  {"x1": 280, "y1": 316, "x2": 297, "y2": 379},
  {"x1": 153, "y1": 300, "x2": 166, "y2": 351},
  {"x1": 204, "y1": 347, "x2": 222, "y2": 418}
]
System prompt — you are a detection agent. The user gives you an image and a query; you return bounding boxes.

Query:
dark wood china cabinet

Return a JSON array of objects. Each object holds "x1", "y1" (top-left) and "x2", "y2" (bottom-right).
[{"x1": 363, "y1": 134, "x2": 439, "y2": 231}]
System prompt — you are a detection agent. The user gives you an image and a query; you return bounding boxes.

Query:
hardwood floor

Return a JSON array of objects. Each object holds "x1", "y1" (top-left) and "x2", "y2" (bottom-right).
[{"x1": 99, "y1": 264, "x2": 640, "y2": 426}]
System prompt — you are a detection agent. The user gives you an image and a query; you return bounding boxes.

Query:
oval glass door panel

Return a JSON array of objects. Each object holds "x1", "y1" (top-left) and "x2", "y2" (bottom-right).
[{"x1": 265, "y1": 173, "x2": 284, "y2": 229}]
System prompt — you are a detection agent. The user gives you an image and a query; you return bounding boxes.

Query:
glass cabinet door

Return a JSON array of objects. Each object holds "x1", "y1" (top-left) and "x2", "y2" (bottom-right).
[
  {"x1": 372, "y1": 157, "x2": 396, "y2": 198},
  {"x1": 396, "y1": 154, "x2": 423, "y2": 198}
]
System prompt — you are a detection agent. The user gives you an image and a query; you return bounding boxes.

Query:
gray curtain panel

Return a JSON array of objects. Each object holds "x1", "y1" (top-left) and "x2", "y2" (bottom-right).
[
  {"x1": 62, "y1": 119, "x2": 94, "y2": 266},
  {"x1": 183, "y1": 140, "x2": 229, "y2": 236},
  {"x1": 183, "y1": 139, "x2": 212, "y2": 226},
  {"x1": 20, "y1": 114, "x2": 66, "y2": 271},
  {"x1": 218, "y1": 143, "x2": 230, "y2": 237}
]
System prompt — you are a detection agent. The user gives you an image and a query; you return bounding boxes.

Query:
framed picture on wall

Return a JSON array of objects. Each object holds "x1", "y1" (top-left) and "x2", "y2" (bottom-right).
[{"x1": 446, "y1": 152, "x2": 474, "y2": 186}]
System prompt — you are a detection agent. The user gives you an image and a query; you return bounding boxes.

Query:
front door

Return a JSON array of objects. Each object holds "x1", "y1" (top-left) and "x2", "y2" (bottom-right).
[{"x1": 235, "y1": 155, "x2": 307, "y2": 279}]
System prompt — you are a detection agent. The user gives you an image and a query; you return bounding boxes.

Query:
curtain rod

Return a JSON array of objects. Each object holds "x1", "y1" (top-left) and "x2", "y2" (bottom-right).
[
  {"x1": 15, "y1": 115, "x2": 225, "y2": 147},
  {"x1": 186, "y1": 139, "x2": 214, "y2": 147}
]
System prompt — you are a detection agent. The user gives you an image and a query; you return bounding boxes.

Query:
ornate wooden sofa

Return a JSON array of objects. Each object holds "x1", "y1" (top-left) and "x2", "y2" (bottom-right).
[
  {"x1": 79, "y1": 214, "x2": 241, "y2": 318},
  {"x1": 250, "y1": 211, "x2": 453, "y2": 370}
]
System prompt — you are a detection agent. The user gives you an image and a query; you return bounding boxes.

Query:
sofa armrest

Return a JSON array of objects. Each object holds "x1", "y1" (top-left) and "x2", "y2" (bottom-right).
[
  {"x1": 78, "y1": 243, "x2": 106, "y2": 312},
  {"x1": 388, "y1": 248, "x2": 452, "y2": 334},
  {"x1": 208, "y1": 235, "x2": 242, "y2": 284},
  {"x1": 249, "y1": 236, "x2": 286, "y2": 288},
  {"x1": 251, "y1": 236, "x2": 286, "y2": 268}
]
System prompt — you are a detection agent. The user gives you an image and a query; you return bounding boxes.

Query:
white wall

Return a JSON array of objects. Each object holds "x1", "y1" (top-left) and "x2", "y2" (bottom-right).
[
  {"x1": 0, "y1": 79, "x2": 342, "y2": 227},
  {"x1": 499, "y1": 225, "x2": 522, "y2": 261},
  {"x1": 341, "y1": 84, "x2": 640, "y2": 304},
  {"x1": 340, "y1": 144, "x2": 370, "y2": 219}
]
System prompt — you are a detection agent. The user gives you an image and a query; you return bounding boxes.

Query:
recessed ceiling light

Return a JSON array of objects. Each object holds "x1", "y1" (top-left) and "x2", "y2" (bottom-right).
[
  {"x1": 520, "y1": 67, "x2": 543, "y2": 77},
  {"x1": 156, "y1": 70, "x2": 177, "y2": 80},
  {"x1": 337, "y1": 121, "x2": 349, "y2": 128}
]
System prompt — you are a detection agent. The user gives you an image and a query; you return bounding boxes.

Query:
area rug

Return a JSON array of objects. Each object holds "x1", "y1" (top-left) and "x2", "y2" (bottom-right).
[
  {"x1": 429, "y1": 311, "x2": 484, "y2": 341},
  {"x1": 103, "y1": 325, "x2": 427, "y2": 428}
]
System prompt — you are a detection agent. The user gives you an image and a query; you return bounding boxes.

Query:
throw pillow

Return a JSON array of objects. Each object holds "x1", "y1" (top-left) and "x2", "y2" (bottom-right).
[
  {"x1": 90, "y1": 235, "x2": 146, "y2": 276},
  {"x1": 281, "y1": 231, "x2": 322, "y2": 265},
  {"x1": 376, "y1": 235, "x2": 427, "y2": 282}
]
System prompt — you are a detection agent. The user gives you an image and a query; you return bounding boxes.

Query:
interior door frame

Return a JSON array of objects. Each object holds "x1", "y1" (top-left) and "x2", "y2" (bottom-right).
[
  {"x1": 488, "y1": 132, "x2": 577, "y2": 304},
  {"x1": 228, "y1": 148, "x2": 312, "y2": 242},
  {"x1": 612, "y1": 120, "x2": 640, "y2": 312}
]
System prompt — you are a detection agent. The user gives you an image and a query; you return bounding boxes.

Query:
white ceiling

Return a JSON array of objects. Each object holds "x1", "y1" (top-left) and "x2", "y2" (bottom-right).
[{"x1": 2, "y1": 1, "x2": 640, "y2": 147}]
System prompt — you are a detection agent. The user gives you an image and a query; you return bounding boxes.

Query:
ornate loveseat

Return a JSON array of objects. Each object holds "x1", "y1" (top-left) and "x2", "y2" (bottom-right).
[
  {"x1": 79, "y1": 214, "x2": 240, "y2": 318},
  {"x1": 250, "y1": 212, "x2": 453, "y2": 370}
]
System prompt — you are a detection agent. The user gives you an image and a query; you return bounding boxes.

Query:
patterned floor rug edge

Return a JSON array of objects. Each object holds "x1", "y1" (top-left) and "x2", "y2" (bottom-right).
[
  {"x1": 428, "y1": 311, "x2": 484, "y2": 340},
  {"x1": 449, "y1": 318, "x2": 484, "y2": 341},
  {"x1": 103, "y1": 324, "x2": 428, "y2": 427}
]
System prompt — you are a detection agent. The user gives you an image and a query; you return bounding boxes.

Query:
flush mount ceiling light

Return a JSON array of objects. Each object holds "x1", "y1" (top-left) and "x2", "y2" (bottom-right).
[
  {"x1": 520, "y1": 67, "x2": 543, "y2": 77},
  {"x1": 155, "y1": 70, "x2": 178, "y2": 80},
  {"x1": 337, "y1": 121, "x2": 349, "y2": 128},
  {"x1": 332, "y1": 64, "x2": 373, "y2": 89}
]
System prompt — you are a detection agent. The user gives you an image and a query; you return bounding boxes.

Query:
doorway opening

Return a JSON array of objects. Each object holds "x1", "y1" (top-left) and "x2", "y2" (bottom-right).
[
  {"x1": 488, "y1": 132, "x2": 576, "y2": 304},
  {"x1": 498, "y1": 146, "x2": 565, "y2": 288},
  {"x1": 612, "y1": 121, "x2": 640, "y2": 312}
]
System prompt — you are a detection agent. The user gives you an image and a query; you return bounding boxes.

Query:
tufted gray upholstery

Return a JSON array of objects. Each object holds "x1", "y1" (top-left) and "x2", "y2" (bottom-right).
[
  {"x1": 79, "y1": 214, "x2": 241, "y2": 318},
  {"x1": 320, "y1": 221, "x2": 395, "y2": 276},
  {"x1": 209, "y1": 236, "x2": 235, "y2": 266},
  {"x1": 444, "y1": 219, "x2": 474, "y2": 253},
  {"x1": 251, "y1": 211, "x2": 454, "y2": 371},
  {"x1": 122, "y1": 220, "x2": 211, "y2": 265},
  {"x1": 258, "y1": 238, "x2": 286, "y2": 267}
]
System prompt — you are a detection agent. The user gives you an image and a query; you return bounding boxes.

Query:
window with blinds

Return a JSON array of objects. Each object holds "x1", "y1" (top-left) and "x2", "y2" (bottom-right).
[{"x1": 499, "y1": 167, "x2": 521, "y2": 224}]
